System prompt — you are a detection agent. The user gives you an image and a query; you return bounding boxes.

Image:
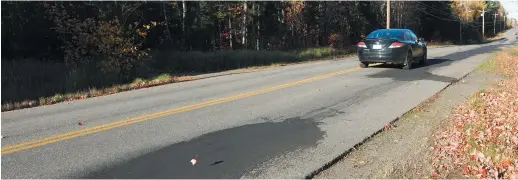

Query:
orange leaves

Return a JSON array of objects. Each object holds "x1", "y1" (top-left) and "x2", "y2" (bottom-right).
[
  {"x1": 44, "y1": 3, "x2": 153, "y2": 76},
  {"x1": 384, "y1": 124, "x2": 393, "y2": 131},
  {"x1": 431, "y1": 47, "x2": 518, "y2": 179},
  {"x1": 501, "y1": 160, "x2": 513, "y2": 169},
  {"x1": 431, "y1": 170, "x2": 441, "y2": 178},
  {"x1": 285, "y1": 1, "x2": 304, "y2": 25},
  {"x1": 464, "y1": 167, "x2": 470, "y2": 175},
  {"x1": 228, "y1": 4, "x2": 242, "y2": 14},
  {"x1": 480, "y1": 168, "x2": 488, "y2": 178}
]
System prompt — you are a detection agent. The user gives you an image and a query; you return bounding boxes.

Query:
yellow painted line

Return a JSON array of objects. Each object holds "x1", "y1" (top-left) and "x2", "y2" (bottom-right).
[{"x1": 1, "y1": 67, "x2": 362, "y2": 155}]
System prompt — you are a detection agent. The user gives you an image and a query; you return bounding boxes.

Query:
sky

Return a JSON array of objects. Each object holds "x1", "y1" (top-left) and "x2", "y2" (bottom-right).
[{"x1": 500, "y1": 0, "x2": 518, "y2": 20}]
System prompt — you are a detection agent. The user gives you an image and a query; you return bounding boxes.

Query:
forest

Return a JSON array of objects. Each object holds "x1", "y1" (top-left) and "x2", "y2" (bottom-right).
[{"x1": 1, "y1": 0, "x2": 514, "y2": 111}]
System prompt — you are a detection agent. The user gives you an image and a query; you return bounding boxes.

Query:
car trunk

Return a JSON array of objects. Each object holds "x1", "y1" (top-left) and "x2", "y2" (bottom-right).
[{"x1": 363, "y1": 38, "x2": 398, "y2": 52}]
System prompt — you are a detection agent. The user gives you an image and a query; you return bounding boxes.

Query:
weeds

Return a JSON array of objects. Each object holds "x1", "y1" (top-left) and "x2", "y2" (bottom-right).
[
  {"x1": 2, "y1": 47, "x2": 352, "y2": 111},
  {"x1": 476, "y1": 56, "x2": 498, "y2": 72}
]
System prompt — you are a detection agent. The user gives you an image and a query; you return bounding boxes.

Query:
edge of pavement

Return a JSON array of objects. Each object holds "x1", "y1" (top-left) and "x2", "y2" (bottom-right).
[
  {"x1": 192, "y1": 36, "x2": 510, "y2": 81},
  {"x1": 305, "y1": 68, "x2": 469, "y2": 179},
  {"x1": 304, "y1": 42, "x2": 515, "y2": 179},
  {"x1": 2, "y1": 39, "x2": 490, "y2": 113},
  {"x1": 174, "y1": 42, "x2": 497, "y2": 82}
]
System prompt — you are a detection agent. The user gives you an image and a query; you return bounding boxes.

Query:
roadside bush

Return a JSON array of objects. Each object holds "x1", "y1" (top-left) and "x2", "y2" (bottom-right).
[
  {"x1": 328, "y1": 33, "x2": 344, "y2": 49},
  {"x1": 152, "y1": 47, "x2": 350, "y2": 73},
  {"x1": 2, "y1": 46, "x2": 353, "y2": 108},
  {"x1": 44, "y1": 3, "x2": 154, "y2": 79}
]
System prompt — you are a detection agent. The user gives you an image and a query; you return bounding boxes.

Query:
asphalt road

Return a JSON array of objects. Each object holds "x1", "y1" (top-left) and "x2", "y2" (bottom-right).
[{"x1": 2, "y1": 29, "x2": 517, "y2": 179}]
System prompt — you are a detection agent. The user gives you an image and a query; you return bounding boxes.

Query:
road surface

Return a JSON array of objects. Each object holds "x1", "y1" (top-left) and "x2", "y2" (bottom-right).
[{"x1": 2, "y1": 29, "x2": 517, "y2": 179}]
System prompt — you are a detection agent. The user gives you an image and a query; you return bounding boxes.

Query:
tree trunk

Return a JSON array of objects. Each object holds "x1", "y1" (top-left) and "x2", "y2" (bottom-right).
[
  {"x1": 242, "y1": 0, "x2": 247, "y2": 47},
  {"x1": 229, "y1": 14, "x2": 233, "y2": 49},
  {"x1": 162, "y1": 2, "x2": 171, "y2": 40},
  {"x1": 316, "y1": 2, "x2": 321, "y2": 46},
  {"x1": 182, "y1": 1, "x2": 186, "y2": 34},
  {"x1": 255, "y1": 2, "x2": 260, "y2": 50},
  {"x1": 256, "y1": 20, "x2": 260, "y2": 50},
  {"x1": 182, "y1": 0, "x2": 186, "y2": 49},
  {"x1": 281, "y1": 1, "x2": 286, "y2": 49}
]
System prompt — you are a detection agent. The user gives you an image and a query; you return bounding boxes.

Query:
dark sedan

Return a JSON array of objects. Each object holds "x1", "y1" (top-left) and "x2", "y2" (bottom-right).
[{"x1": 357, "y1": 29, "x2": 427, "y2": 69}]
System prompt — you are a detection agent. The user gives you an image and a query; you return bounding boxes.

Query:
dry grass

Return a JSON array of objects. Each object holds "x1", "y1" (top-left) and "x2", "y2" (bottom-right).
[
  {"x1": 1, "y1": 73, "x2": 195, "y2": 111},
  {"x1": 487, "y1": 32, "x2": 506, "y2": 41},
  {"x1": 2, "y1": 47, "x2": 355, "y2": 112},
  {"x1": 476, "y1": 56, "x2": 499, "y2": 72},
  {"x1": 427, "y1": 41, "x2": 455, "y2": 48}
]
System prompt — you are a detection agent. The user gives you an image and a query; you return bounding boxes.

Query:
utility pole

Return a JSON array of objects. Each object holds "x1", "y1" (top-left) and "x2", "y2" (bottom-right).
[
  {"x1": 504, "y1": 12, "x2": 507, "y2": 29},
  {"x1": 459, "y1": 0, "x2": 463, "y2": 44},
  {"x1": 481, "y1": 8, "x2": 485, "y2": 40},
  {"x1": 494, "y1": 13, "x2": 497, "y2": 34},
  {"x1": 500, "y1": 13, "x2": 504, "y2": 32},
  {"x1": 386, "y1": 0, "x2": 390, "y2": 29}
]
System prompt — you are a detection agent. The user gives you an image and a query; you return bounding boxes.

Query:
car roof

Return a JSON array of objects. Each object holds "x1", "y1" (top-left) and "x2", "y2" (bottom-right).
[{"x1": 373, "y1": 29, "x2": 412, "y2": 32}]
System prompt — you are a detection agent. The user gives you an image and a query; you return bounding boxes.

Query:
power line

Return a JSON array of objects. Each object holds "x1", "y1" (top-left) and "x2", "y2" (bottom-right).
[
  {"x1": 416, "y1": 7, "x2": 460, "y2": 22},
  {"x1": 416, "y1": 1, "x2": 457, "y2": 19},
  {"x1": 417, "y1": 7, "x2": 497, "y2": 25},
  {"x1": 416, "y1": 2, "x2": 504, "y2": 25}
]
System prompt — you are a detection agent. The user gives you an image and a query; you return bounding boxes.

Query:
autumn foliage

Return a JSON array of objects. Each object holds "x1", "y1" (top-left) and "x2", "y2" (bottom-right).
[
  {"x1": 44, "y1": 3, "x2": 154, "y2": 77},
  {"x1": 1, "y1": 1, "x2": 515, "y2": 111},
  {"x1": 328, "y1": 33, "x2": 344, "y2": 49},
  {"x1": 432, "y1": 47, "x2": 518, "y2": 179}
]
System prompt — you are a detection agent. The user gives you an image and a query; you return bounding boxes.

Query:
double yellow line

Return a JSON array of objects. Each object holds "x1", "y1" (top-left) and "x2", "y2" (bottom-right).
[{"x1": 1, "y1": 67, "x2": 361, "y2": 155}]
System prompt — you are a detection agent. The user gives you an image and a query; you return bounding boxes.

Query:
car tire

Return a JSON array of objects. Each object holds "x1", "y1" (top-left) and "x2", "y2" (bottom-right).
[
  {"x1": 419, "y1": 50, "x2": 427, "y2": 66},
  {"x1": 402, "y1": 51, "x2": 412, "y2": 70},
  {"x1": 360, "y1": 62, "x2": 369, "y2": 68}
]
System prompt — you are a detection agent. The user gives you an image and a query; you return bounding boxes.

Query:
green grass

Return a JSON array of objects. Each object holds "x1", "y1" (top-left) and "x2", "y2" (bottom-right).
[
  {"x1": 154, "y1": 74, "x2": 173, "y2": 82},
  {"x1": 2, "y1": 47, "x2": 354, "y2": 111},
  {"x1": 131, "y1": 78, "x2": 149, "y2": 86},
  {"x1": 476, "y1": 56, "x2": 498, "y2": 72}
]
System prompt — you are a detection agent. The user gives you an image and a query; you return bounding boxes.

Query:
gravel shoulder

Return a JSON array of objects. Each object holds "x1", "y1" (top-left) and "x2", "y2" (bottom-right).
[{"x1": 314, "y1": 68, "x2": 503, "y2": 179}]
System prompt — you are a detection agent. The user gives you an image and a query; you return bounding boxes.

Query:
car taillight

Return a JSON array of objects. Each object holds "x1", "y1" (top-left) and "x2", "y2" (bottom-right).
[
  {"x1": 357, "y1": 42, "x2": 367, "y2": 48},
  {"x1": 389, "y1": 42, "x2": 404, "y2": 48}
]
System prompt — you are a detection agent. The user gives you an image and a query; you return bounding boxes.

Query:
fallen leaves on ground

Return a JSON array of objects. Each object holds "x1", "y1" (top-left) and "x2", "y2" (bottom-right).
[
  {"x1": 384, "y1": 124, "x2": 393, "y2": 131},
  {"x1": 431, "y1": 47, "x2": 518, "y2": 179}
]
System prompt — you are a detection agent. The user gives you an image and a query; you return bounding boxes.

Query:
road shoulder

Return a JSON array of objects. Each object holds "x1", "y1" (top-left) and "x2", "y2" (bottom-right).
[{"x1": 313, "y1": 65, "x2": 503, "y2": 178}]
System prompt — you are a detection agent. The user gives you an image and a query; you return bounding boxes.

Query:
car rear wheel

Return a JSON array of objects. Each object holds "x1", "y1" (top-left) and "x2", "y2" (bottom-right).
[
  {"x1": 402, "y1": 51, "x2": 412, "y2": 70},
  {"x1": 360, "y1": 62, "x2": 369, "y2": 68},
  {"x1": 419, "y1": 50, "x2": 427, "y2": 66}
]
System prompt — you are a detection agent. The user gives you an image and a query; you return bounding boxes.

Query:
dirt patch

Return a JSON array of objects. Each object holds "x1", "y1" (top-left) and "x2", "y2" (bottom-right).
[{"x1": 313, "y1": 70, "x2": 503, "y2": 179}]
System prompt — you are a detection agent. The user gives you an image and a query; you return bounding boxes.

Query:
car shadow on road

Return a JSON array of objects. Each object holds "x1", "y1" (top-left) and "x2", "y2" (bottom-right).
[
  {"x1": 368, "y1": 58, "x2": 452, "y2": 70},
  {"x1": 365, "y1": 42, "x2": 513, "y2": 83},
  {"x1": 367, "y1": 59, "x2": 457, "y2": 83}
]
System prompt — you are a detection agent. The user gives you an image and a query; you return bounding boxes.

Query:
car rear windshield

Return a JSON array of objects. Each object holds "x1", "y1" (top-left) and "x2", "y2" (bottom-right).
[{"x1": 366, "y1": 30, "x2": 404, "y2": 40}]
